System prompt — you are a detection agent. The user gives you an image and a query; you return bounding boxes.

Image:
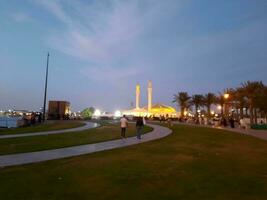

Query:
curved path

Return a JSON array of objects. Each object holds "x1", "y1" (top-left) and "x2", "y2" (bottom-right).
[
  {"x1": 0, "y1": 124, "x2": 172, "y2": 168},
  {"x1": 0, "y1": 121, "x2": 99, "y2": 139}
]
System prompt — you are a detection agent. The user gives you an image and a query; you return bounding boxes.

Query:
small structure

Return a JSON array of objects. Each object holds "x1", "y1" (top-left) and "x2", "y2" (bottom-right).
[{"x1": 48, "y1": 101, "x2": 71, "y2": 120}]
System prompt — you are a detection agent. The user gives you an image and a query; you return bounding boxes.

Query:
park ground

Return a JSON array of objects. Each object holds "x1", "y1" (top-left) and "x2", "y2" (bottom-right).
[
  {"x1": 0, "y1": 123, "x2": 267, "y2": 199},
  {"x1": 0, "y1": 121, "x2": 152, "y2": 155},
  {"x1": 0, "y1": 120, "x2": 85, "y2": 135}
]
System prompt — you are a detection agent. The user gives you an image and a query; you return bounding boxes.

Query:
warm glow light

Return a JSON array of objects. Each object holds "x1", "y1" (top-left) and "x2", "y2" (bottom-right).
[
  {"x1": 184, "y1": 111, "x2": 188, "y2": 116},
  {"x1": 224, "y1": 93, "x2": 229, "y2": 99},
  {"x1": 197, "y1": 109, "x2": 201, "y2": 113},
  {"x1": 94, "y1": 109, "x2": 101, "y2": 117},
  {"x1": 114, "y1": 110, "x2": 121, "y2": 118},
  {"x1": 217, "y1": 105, "x2": 222, "y2": 110},
  {"x1": 211, "y1": 111, "x2": 215, "y2": 115}
]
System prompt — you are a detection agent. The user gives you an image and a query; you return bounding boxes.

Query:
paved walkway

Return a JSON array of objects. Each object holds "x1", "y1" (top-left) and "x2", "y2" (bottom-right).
[
  {"x1": 0, "y1": 124, "x2": 172, "y2": 168},
  {"x1": 0, "y1": 121, "x2": 99, "y2": 139},
  {"x1": 173, "y1": 122, "x2": 267, "y2": 141}
]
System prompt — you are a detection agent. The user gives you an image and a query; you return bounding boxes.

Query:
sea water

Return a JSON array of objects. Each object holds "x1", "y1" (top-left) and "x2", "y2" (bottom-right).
[{"x1": 0, "y1": 116, "x2": 21, "y2": 128}]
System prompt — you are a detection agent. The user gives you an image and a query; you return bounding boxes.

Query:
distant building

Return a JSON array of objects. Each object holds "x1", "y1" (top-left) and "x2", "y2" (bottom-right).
[
  {"x1": 48, "y1": 101, "x2": 71, "y2": 120},
  {"x1": 123, "y1": 81, "x2": 179, "y2": 118}
]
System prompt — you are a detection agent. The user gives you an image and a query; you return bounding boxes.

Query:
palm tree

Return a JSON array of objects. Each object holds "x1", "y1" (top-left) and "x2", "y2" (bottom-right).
[
  {"x1": 190, "y1": 94, "x2": 204, "y2": 118},
  {"x1": 216, "y1": 88, "x2": 234, "y2": 117},
  {"x1": 203, "y1": 93, "x2": 216, "y2": 119},
  {"x1": 232, "y1": 87, "x2": 247, "y2": 119},
  {"x1": 216, "y1": 93, "x2": 225, "y2": 116},
  {"x1": 241, "y1": 81, "x2": 264, "y2": 124},
  {"x1": 254, "y1": 85, "x2": 267, "y2": 121},
  {"x1": 173, "y1": 92, "x2": 191, "y2": 118}
]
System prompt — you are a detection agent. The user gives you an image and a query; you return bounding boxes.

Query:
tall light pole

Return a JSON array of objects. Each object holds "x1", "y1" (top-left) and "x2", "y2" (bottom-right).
[
  {"x1": 224, "y1": 93, "x2": 229, "y2": 117},
  {"x1": 43, "y1": 52, "x2": 50, "y2": 122}
]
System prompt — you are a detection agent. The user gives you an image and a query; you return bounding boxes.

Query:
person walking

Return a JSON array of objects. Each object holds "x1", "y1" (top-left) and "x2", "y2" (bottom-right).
[
  {"x1": 120, "y1": 115, "x2": 128, "y2": 139},
  {"x1": 167, "y1": 117, "x2": 172, "y2": 128},
  {"x1": 136, "y1": 117, "x2": 144, "y2": 140}
]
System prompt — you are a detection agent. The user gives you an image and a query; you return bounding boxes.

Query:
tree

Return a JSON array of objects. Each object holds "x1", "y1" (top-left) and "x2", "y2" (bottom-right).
[
  {"x1": 216, "y1": 93, "x2": 225, "y2": 116},
  {"x1": 173, "y1": 92, "x2": 191, "y2": 118},
  {"x1": 203, "y1": 93, "x2": 216, "y2": 119},
  {"x1": 81, "y1": 107, "x2": 95, "y2": 119},
  {"x1": 241, "y1": 81, "x2": 265, "y2": 124},
  {"x1": 232, "y1": 87, "x2": 247, "y2": 119},
  {"x1": 254, "y1": 85, "x2": 267, "y2": 120},
  {"x1": 190, "y1": 94, "x2": 204, "y2": 118}
]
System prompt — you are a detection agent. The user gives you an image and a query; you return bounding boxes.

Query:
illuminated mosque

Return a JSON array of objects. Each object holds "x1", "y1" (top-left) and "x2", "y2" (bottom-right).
[{"x1": 122, "y1": 81, "x2": 178, "y2": 117}]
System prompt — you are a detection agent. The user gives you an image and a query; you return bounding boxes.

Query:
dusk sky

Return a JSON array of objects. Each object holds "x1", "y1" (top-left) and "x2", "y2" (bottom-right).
[{"x1": 1, "y1": 0, "x2": 267, "y2": 112}]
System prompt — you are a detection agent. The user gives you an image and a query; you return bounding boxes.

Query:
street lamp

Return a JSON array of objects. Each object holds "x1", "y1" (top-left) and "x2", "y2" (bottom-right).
[
  {"x1": 223, "y1": 93, "x2": 230, "y2": 117},
  {"x1": 42, "y1": 53, "x2": 50, "y2": 122},
  {"x1": 224, "y1": 93, "x2": 229, "y2": 99}
]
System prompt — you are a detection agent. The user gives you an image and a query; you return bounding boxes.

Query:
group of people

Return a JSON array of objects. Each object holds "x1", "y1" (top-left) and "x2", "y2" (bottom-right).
[
  {"x1": 22, "y1": 112, "x2": 42, "y2": 126},
  {"x1": 120, "y1": 115, "x2": 145, "y2": 140},
  {"x1": 220, "y1": 116, "x2": 235, "y2": 128}
]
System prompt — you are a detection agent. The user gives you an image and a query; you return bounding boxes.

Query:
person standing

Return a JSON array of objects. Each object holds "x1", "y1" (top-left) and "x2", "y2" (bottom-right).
[
  {"x1": 120, "y1": 115, "x2": 128, "y2": 139},
  {"x1": 136, "y1": 117, "x2": 144, "y2": 140},
  {"x1": 229, "y1": 117, "x2": 235, "y2": 128},
  {"x1": 30, "y1": 112, "x2": 36, "y2": 125}
]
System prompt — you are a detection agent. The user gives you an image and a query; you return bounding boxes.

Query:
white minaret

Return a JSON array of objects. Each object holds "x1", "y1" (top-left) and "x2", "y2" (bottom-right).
[
  {"x1": 136, "y1": 83, "x2": 140, "y2": 109},
  {"x1": 148, "y1": 80, "x2": 152, "y2": 112}
]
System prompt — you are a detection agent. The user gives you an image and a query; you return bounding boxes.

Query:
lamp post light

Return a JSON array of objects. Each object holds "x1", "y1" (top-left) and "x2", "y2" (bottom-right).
[
  {"x1": 223, "y1": 93, "x2": 230, "y2": 117},
  {"x1": 42, "y1": 53, "x2": 50, "y2": 122},
  {"x1": 224, "y1": 93, "x2": 229, "y2": 99}
]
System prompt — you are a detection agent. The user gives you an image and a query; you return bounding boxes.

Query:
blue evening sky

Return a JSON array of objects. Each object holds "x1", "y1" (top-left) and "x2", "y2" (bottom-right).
[{"x1": 0, "y1": 0, "x2": 267, "y2": 112}]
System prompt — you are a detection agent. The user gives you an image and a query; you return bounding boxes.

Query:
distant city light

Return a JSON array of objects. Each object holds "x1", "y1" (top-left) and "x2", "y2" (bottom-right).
[
  {"x1": 94, "y1": 109, "x2": 101, "y2": 117},
  {"x1": 114, "y1": 110, "x2": 121, "y2": 118}
]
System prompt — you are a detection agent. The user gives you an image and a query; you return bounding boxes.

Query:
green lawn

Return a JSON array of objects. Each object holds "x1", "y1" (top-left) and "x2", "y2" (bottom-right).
[
  {"x1": 0, "y1": 123, "x2": 153, "y2": 155},
  {"x1": 0, "y1": 124, "x2": 267, "y2": 200},
  {"x1": 0, "y1": 120, "x2": 85, "y2": 135},
  {"x1": 251, "y1": 124, "x2": 267, "y2": 130}
]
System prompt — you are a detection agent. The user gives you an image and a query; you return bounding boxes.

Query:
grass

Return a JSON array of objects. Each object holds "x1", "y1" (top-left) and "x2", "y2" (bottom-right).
[
  {"x1": 0, "y1": 124, "x2": 267, "y2": 199},
  {"x1": 0, "y1": 120, "x2": 85, "y2": 135},
  {"x1": 0, "y1": 123, "x2": 153, "y2": 155},
  {"x1": 251, "y1": 124, "x2": 267, "y2": 130}
]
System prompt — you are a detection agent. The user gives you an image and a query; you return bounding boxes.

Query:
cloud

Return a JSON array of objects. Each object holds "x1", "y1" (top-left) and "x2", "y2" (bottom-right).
[
  {"x1": 34, "y1": 0, "x2": 267, "y2": 88},
  {"x1": 34, "y1": 0, "x2": 180, "y2": 83},
  {"x1": 45, "y1": 1, "x2": 145, "y2": 61},
  {"x1": 34, "y1": 0, "x2": 72, "y2": 26}
]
